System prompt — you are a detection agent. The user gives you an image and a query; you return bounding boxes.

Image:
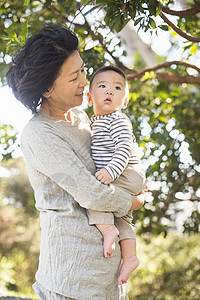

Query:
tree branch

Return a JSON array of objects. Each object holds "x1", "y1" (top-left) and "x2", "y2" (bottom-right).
[
  {"x1": 128, "y1": 72, "x2": 200, "y2": 84},
  {"x1": 154, "y1": 0, "x2": 200, "y2": 17},
  {"x1": 96, "y1": 33, "x2": 134, "y2": 73},
  {"x1": 155, "y1": 73, "x2": 200, "y2": 84},
  {"x1": 160, "y1": 12, "x2": 200, "y2": 42},
  {"x1": 127, "y1": 60, "x2": 200, "y2": 81},
  {"x1": 76, "y1": 2, "x2": 133, "y2": 74},
  {"x1": 162, "y1": 4, "x2": 200, "y2": 17},
  {"x1": 35, "y1": 1, "x2": 200, "y2": 85},
  {"x1": 189, "y1": 197, "x2": 200, "y2": 202},
  {"x1": 42, "y1": 1, "x2": 129, "y2": 72},
  {"x1": 0, "y1": 24, "x2": 5, "y2": 30},
  {"x1": 37, "y1": 1, "x2": 84, "y2": 29}
]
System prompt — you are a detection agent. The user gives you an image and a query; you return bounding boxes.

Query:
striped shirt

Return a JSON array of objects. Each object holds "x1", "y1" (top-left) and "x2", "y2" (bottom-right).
[{"x1": 90, "y1": 111, "x2": 140, "y2": 181}]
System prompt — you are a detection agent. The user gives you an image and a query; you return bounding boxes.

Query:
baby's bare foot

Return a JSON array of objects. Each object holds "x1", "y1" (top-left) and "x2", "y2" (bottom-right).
[
  {"x1": 96, "y1": 224, "x2": 119, "y2": 258},
  {"x1": 118, "y1": 255, "x2": 139, "y2": 285}
]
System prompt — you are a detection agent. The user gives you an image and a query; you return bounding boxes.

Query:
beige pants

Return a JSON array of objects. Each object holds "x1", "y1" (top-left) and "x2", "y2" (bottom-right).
[{"x1": 87, "y1": 164, "x2": 146, "y2": 240}]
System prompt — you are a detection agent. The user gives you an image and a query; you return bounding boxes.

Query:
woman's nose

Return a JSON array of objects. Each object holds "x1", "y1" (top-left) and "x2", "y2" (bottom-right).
[
  {"x1": 80, "y1": 73, "x2": 87, "y2": 87},
  {"x1": 82, "y1": 77, "x2": 87, "y2": 87}
]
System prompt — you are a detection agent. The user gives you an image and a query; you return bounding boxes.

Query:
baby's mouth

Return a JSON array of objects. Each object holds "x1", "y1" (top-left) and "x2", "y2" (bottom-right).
[{"x1": 104, "y1": 98, "x2": 112, "y2": 103}]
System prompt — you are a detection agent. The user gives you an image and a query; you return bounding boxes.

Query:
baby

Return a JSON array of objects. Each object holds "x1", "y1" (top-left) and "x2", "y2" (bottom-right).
[{"x1": 87, "y1": 66, "x2": 146, "y2": 285}]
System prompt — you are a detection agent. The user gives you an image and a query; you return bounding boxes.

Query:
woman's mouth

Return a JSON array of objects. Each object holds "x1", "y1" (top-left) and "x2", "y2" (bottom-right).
[{"x1": 76, "y1": 93, "x2": 83, "y2": 97}]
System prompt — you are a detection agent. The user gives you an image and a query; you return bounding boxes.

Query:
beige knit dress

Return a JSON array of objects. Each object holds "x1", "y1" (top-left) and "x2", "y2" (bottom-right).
[{"x1": 21, "y1": 109, "x2": 132, "y2": 300}]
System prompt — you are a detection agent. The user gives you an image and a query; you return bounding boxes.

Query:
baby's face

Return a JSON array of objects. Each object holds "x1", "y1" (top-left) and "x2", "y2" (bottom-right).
[{"x1": 88, "y1": 70, "x2": 128, "y2": 116}]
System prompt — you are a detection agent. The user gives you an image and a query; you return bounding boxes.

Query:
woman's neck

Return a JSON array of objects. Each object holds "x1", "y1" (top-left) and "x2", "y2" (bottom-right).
[{"x1": 41, "y1": 100, "x2": 72, "y2": 121}]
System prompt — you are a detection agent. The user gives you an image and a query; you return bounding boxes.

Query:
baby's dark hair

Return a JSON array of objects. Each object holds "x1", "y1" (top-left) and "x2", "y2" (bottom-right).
[
  {"x1": 89, "y1": 65, "x2": 127, "y2": 90},
  {"x1": 6, "y1": 24, "x2": 78, "y2": 114}
]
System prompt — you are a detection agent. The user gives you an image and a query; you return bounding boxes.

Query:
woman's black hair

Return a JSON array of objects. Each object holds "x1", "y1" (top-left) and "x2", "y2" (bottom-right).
[{"x1": 6, "y1": 24, "x2": 79, "y2": 114}]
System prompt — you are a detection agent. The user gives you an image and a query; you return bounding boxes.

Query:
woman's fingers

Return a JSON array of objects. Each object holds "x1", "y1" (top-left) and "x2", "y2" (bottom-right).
[{"x1": 141, "y1": 179, "x2": 149, "y2": 193}]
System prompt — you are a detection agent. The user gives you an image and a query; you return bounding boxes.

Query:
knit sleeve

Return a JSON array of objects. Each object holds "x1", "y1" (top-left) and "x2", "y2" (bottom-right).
[{"x1": 21, "y1": 121, "x2": 132, "y2": 218}]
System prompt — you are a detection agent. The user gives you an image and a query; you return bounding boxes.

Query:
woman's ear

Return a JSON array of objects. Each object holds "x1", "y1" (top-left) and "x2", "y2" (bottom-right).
[
  {"x1": 43, "y1": 86, "x2": 54, "y2": 98},
  {"x1": 42, "y1": 90, "x2": 52, "y2": 98},
  {"x1": 87, "y1": 92, "x2": 93, "y2": 105},
  {"x1": 42, "y1": 91, "x2": 51, "y2": 98}
]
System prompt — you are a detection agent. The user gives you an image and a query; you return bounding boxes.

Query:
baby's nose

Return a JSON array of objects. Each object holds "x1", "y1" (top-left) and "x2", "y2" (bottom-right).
[{"x1": 106, "y1": 89, "x2": 113, "y2": 95}]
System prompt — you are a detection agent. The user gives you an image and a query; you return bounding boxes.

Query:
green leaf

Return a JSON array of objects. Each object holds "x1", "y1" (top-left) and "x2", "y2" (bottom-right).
[
  {"x1": 150, "y1": 18, "x2": 156, "y2": 29},
  {"x1": 134, "y1": 17, "x2": 143, "y2": 26},
  {"x1": 129, "y1": 5, "x2": 136, "y2": 19},
  {"x1": 113, "y1": 17, "x2": 124, "y2": 33},
  {"x1": 156, "y1": 1, "x2": 162, "y2": 16},
  {"x1": 20, "y1": 21, "x2": 28, "y2": 43},
  {"x1": 190, "y1": 44, "x2": 198, "y2": 55},
  {"x1": 83, "y1": 4, "x2": 101, "y2": 17},
  {"x1": 159, "y1": 25, "x2": 169, "y2": 31},
  {"x1": 104, "y1": 7, "x2": 116, "y2": 26},
  {"x1": 144, "y1": 24, "x2": 150, "y2": 32},
  {"x1": 43, "y1": 0, "x2": 53, "y2": 9},
  {"x1": 4, "y1": 28, "x2": 23, "y2": 45},
  {"x1": 148, "y1": 0, "x2": 157, "y2": 16},
  {"x1": 6, "y1": 40, "x2": 11, "y2": 53},
  {"x1": 96, "y1": 0, "x2": 116, "y2": 4}
]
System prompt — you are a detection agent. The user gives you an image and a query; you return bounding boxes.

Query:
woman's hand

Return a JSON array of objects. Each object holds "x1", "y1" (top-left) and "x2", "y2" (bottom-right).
[{"x1": 130, "y1": 181, "x2": 149, "y2": 210}]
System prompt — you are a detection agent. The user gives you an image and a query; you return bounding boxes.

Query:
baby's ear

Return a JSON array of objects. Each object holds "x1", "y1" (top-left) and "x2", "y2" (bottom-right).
[
  {"x1": 87, "y1": 92, "x2": 93, "y2": 105},
  {"x1": 123, "y1": 97, "x2": 128, "y2": 108},
  {"x1": 123, "y1": 81, "x2": 129, "y2": 108}
]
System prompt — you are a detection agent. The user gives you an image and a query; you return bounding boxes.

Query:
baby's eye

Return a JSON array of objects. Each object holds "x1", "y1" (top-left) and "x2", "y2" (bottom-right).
[
  {"x1": 115, "y1": 86, "x2": 121, "y2": 90},
  {"x1": 99, "y1": 84, "x2": 106, "y2": 88}
]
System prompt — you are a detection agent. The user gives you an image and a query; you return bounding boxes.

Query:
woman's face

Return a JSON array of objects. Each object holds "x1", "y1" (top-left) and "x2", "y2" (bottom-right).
[{"x1": 44, "y1": 50, "x2": 87, "y2": 112}]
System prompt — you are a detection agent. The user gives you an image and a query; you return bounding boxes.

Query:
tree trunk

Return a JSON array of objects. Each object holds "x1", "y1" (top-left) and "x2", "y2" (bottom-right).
[{"x1": 119, "y1": 20, "x2": 157, "y2": 68}]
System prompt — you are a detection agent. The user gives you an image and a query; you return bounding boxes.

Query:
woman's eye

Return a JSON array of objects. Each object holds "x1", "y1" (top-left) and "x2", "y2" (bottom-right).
[
  {"x1": 81, "y1": 69, "x2": 85, "y2": 73},
  {"x1": 71, "y1": 77, "x2": 78, "y2": 81}
]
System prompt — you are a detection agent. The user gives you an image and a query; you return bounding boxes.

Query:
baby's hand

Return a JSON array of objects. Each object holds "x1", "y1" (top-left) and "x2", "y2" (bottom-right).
[{"x1": 95, "y1": 168, "x2": 112, "y2": 184}]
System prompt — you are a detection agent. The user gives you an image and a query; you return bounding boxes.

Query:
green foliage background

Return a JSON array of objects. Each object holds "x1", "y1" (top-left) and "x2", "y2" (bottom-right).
[
  {"x1": 0, "y1": 0, "x2": 200, "y2": 298},
  {"x1": 128, "y1": 234, "x2": 200, "y2": 300}
]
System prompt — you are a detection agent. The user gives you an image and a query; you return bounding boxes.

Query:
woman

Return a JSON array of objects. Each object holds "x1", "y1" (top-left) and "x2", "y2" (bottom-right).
[{"x1": 6, "y1": 24, "x2": 146, "y2": 300}]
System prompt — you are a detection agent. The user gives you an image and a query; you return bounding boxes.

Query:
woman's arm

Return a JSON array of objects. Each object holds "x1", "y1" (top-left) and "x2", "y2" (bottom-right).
[{"x1": 21, "y1": 122, "x2": 133, "y2": 218}]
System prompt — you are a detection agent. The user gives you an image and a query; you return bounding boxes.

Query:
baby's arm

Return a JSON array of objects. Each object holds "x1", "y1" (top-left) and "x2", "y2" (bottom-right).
[{"x1": 96, "y1": 116, "x2": 135, "y2": 184}]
